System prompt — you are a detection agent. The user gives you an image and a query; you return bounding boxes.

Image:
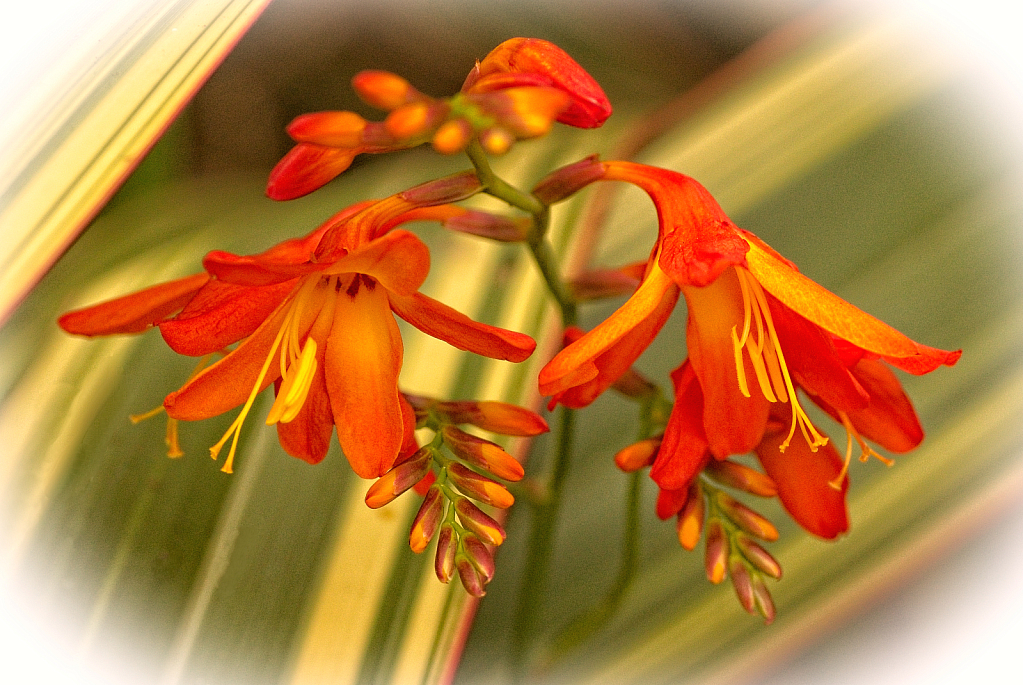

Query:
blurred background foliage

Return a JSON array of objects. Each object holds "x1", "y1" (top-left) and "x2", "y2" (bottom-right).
[{"x1": 3, "y1": 2, "x2": 1022, "y2": 685}]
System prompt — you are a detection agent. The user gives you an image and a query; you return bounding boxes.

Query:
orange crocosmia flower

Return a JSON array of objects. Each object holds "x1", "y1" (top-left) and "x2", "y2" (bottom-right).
[
  {"x1": 60, "y1": 183, "x2": 536, "y2": 478},
  {"x1": 539, "y1": 160, "x2": 960, "y2": 461}
]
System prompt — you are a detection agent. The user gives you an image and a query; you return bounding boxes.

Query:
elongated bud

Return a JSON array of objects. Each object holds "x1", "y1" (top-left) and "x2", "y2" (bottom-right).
[
  {"x1": 432, "y1": 119, "x2": 474, "y2": 154},
  {"x1": 677, "y1": 483, "x2": 705, "y2": 551},
  {"x1": 704, "y1": 519, "x2": 728, "y2": 584},
  {"x1": 287, "y1": 111, "x2": 367, "y2": 147},
  {"x1": 730, "y1": 558, "x2": 756, "y2": 614},
  {"x1": 532, "y1": 155, "x2": 605, "y2": 205},
  {"x1": 718, "y1": 494, "x2": 779, "y2": 542},
  {"x1": 443, "y1": 210, "x2": 531, "y2": 243},
  {"x1": 400, "y1": 171, "x2": 482, "y2": 205},
  {"x1": 614, "y1": 438, "x2": 660, "y2": 472},
  {"x1": 454, "y1": 498, "x2": 506, "y2": 546},
  {"x1": 435, "y1": 400, "x2": 549, "y2": 437},
  {"x1": 385, "y1": 101, "x2": 446, "y2": 139},
  {"x1": 434, "y1": 524, "x2": 457, "y2": 583},
  {"x1": 442, "y1": 425, "x2": 525, "y2": 482},
  {"x1": 611, "y1": 368, "x2": 659, "y2": 400},
  {"x1": 736, "y1": 536, "x2": 782, "y2": 579},
  {"x1": 409, "y1": 485, "x2": 444, "y2": 553},
  {"x1": 706, "y1": 460, "x2": 777, "y2": 497},
  {"x1": 570, "y1": 267, "x2": 642, "y2": 301},
  {"x1": 461, "y1": 534, "x2": 495, "y2": 583},
  {"x1": 752, "y1": 574, "x2": 777, "y2": 625},
  {"x1": 479, "y1": 127, "x2": 514, "y2": 155},
  {"x1": 448, "y1": 463, "x2": 514, "y2": 509},
  {"x1": 456, "y1": 556, "x2": 486, "y2": 597},
  {"x1": 365, "y1": 447, "x2": 433, "y2": 509},
  {"x1": 352, "y1": 70, "x2": 421, "y2": 110}
]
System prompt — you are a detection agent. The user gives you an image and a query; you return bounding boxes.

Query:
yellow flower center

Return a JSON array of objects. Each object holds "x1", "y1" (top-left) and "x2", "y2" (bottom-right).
[
  {"x1": 210, "y1": 275, "x2": 337, "y2": 473},
  {"x1": 731, "y1": 267, "x2": 828, "y2": 453}
]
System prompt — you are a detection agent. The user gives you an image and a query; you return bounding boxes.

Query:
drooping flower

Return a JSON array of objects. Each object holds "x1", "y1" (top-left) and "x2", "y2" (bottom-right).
[
  {"x1": 267, "y1": 38, "x2": 611, "y2": 200},
  {"x1": 59, "y1": 174, "x2": 537, "y2": 477},
  {"x1": 539, "y1": 159, "x2": 960, "y2": 463}
]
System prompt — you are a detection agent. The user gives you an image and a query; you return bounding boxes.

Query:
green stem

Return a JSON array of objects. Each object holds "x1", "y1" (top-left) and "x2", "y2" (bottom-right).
[{"x1": 510, "y1": 404, "x2": 576, "y2": 679}]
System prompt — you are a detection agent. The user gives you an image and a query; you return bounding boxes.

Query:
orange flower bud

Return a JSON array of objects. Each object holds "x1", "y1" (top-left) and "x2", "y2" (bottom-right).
[
  {"x1": 718, "y1": 494, "x2": 779, "y2": 542},
  {"x1": 441, "y1": 425, "x2": 525, "y2": 482},
  {"x1": 436, "y1": 400, "x2": 548, "y2": 437},
  {"x1": 432, "y1": 119, "x2": 474, "y2": 154},
  {"x1": 365, "y1": 447, "x2": 433, "y2": 509},
  {"x1": 705, "y1": 459, "x2": 777, "y2": 497},
  {"x1": 454, "y1": 498, "x2": 506, "y2": 546},
  {"x1": 448, "y1": 463, "x2": 515, "y2": 509},
  {"x1": 470, "y1": 87, "x2": 569, "y2": 138},
  {"x1": 409, "y1": 485, "x2": 444, "y2": 553},
  {"x1": 735, "y1": 535, "x2": 782, "y2": 579},
  {"x1": 704, "y1": 519, "x2": 728, "y2": 584},
  {"x1": 729, "y1": 558, "x2": 756, "y2": 614},
  {"x1": 352, "y1": 70, "x2": 420, "y2": 110},
  {"x1": 385, "y1": 101, "x2": 447, "y2": 140},
  {"x1": 434, "y1": 524, "x2": 457, "y2": 583},
  {"x1": 677, "y1": 483, "x2": 705, "y2": 551},
  {"x1": 614, "y1": 438, "x2": 660, "y2": 473},
  {"x1": 286, "y1": 111, "x2": 367, "y2": 147}
]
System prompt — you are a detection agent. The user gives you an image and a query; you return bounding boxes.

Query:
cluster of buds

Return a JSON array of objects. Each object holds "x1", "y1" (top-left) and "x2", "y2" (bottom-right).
[
  {"x1": 365, "y1": 394, "x2": 548, "y2": 596},
  {"x1": 267, "y1": 38, "x2": 611, "y2": 201}
]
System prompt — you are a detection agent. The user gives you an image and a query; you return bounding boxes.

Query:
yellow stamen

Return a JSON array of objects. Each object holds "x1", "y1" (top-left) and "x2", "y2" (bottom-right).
[
  {"x1": 829, "y1": 411, "x2": 893, "y2": 490},
  {"x1": 130, "y1": 354, "x2": 214, "y2": 458},
  {"x1": 266, "y1": 338, "x2": 318, "y2": 425},
  {"x1": 733, "y1": 268, "x2": 828, "y2": 453}
]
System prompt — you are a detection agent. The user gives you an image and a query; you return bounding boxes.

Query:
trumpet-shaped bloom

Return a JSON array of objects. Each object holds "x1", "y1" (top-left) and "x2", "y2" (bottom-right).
[
  {"x1": 539, "y1": 160, "x2": 960, "y2": 463},
  {"x1": 60, "y1": 179, "x2": 536, "y2": 477}
]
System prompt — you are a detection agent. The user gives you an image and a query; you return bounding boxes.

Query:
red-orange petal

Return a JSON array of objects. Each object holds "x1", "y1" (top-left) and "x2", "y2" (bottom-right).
[
  {"x1": 321, "y1": 229, "x2": 430, "y2": 296},
  {"x1": 650, "y1": 361, "x2": 712, "y2": 491},
  {"x1": 682, "y1": 269, "x2": 770, "y2": 458},
  {"x1": 159, "y1": 279, "x2": 295, "y2": 356},
  {"x1": 325, "y1": 281, "x2": 404, "y2": 478},
  {"x1": 744, "y1": 232, "x2": 960, "y2": 374},
  {"x1": 58, "y1": 273, "x2": 210, "y2": 336},
  {"x1": 846, "y1": 358, "x2": 924, "y2": 453},
  {"x1": 539, "y1": 264, "x2": 675, "y2": 398},
  {"x1": 655, "y1": 486, "x2": 690, "y2": 521},
  {"x1": 756, "y1": 424, "x2": 849, "y2": 539},
  {"x1": 388, "y1": 291, "x2": 536, "y2": 362},
  {"x1": 163, "y1": 298, "x2": 292, "y2": 420},
  {"x1": 266, "y1": 143, "x2": 358, "y2": 201}
]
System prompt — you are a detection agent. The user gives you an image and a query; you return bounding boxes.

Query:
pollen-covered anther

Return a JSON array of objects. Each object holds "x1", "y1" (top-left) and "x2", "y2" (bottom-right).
[
  {"x1": 732, "y1": 267, "x2": 828, "y2": 453},
  {"x1": 829, "y1": 410, "x2": 895, "y2": 490},
  {"x1": 265, "y1": 338, "x2": 317, "y2": 425}
]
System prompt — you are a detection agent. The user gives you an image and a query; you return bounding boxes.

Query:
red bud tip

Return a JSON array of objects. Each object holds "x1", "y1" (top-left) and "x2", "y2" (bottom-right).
[
  {"x1": 736, "y1": 536, "x2": 782, "y2": 579},
  {"x1": 455, "y1": 557, "x2": 486, "y2": 597},
  {"x1": 729, "y1": 559, "x2": 757, "y2": 614},
  {"x1": 434, "y1": 524, "x2": 457, "y2": 583},
  {"x1": 461, "y1": 535, "x2": 496, "y2": 582},
  {"x1": 409, "y1": 485, "x2": 444, "y2": 553}
]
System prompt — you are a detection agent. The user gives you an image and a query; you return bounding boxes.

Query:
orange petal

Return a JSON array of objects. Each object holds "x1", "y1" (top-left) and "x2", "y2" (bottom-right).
[
  {"x1": 744, "y1": 232, "x2": 960, "y2": 374},
  {"x1": 756, "y1": 424, "x2": 849, "y2": 539},
  {"x1": 163, "y1": 298, "x2": 292, "y2": 420},
  {"x1": 325, "y1": 281, "x2": 404, "y2": 478},
  {"x1": 287, "y1": 111, "x2": 367, "y2": 147},
  {"x1": 650, "y1": 362, "x2": 712, "y2": 491},
  {"x1": 539, "y1": 264, "x2": 675, "y2": 397},
  {"x1": 682, "y1": 269, "x2": 769, "y2": 458},
  {"x1": 767, "y1": 290, "x2": 869, "y2": 413},
  {"x1": 159, "y1": 279, "x2": 295, "y2": 356},
  {"x1": 389, "y1": 291, "x2": 536, "y2": 362},
  {"x1": 275, "y1": 304, "x2": 336, "y2": 465},
  {"x1": 553, "y1": 278, "x2": 679, "y2": 409},
  {"x1": 655, "y1": 486, "x2": 690, "y2": 521},
  {"x1": 266, "y1": 143, "x2": 357, "y2": 201},
  {"x1": 58, "y1": 273, "x2": 210, "y2": 336},
  {"x1": 321, "y1": 229, "x2": 430, "y2": 296},
  {"x1": 846, "y1": 358, "x2": 923, "y2": 453}
]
